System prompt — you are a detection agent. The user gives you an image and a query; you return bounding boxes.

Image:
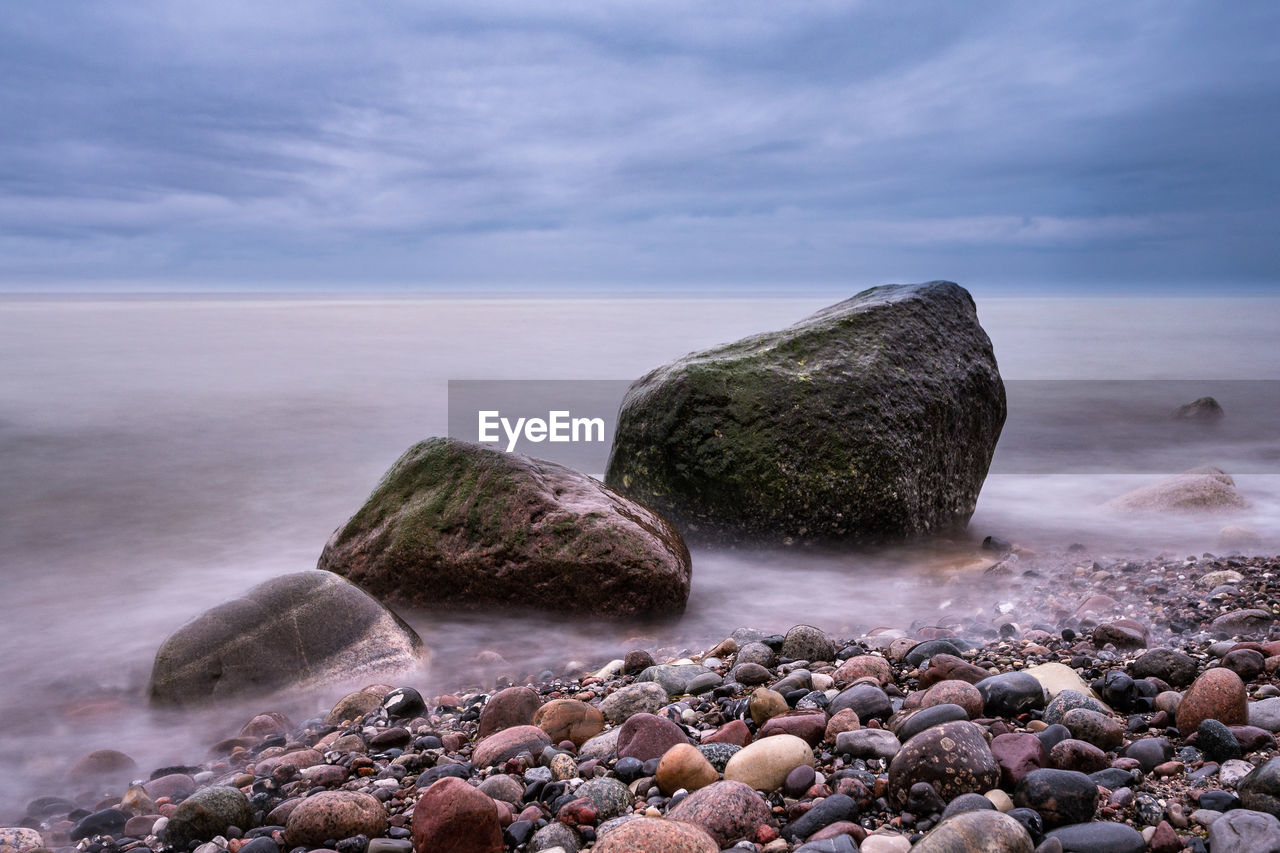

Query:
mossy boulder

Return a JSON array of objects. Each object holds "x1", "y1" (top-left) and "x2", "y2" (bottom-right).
[
  {"x1": 148, "y1": 571, "x2": 425, "y2": 707},
  {"x1": 605, "y1": 281, "x2": 1006, "y2": 543},
  {"x1": 317, "y1": 438, "x2": 691, "y2": 616}
]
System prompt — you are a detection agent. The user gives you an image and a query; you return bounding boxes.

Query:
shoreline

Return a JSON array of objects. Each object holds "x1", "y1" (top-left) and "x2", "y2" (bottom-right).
[{"x1": 7, "y1": 546, "x2": 1280, "y2": 852}]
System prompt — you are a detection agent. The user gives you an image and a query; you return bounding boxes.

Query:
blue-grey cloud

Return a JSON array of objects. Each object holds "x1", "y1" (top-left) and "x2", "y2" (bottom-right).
[{"x1": 1, "y1": 1, "x2": 1277, "y2": 292}]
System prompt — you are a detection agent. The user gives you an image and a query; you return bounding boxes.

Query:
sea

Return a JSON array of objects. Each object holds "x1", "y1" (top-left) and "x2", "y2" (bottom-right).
[{"x1": 1, "y1": 293, "x2": 1277, "y2": 813}]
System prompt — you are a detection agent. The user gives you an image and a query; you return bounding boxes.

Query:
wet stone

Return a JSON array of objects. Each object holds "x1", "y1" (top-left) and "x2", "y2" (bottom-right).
[
  {"x1": 1124, "y1": 737, "x2": 1172, "y2": 773},
  {"x1": 1012, "y1": 769, "x2": 1097, "y2": 828},
  {"x1": 828, "y1": 684, "x2": 891, "y2": 722},
  {"x1": 780, "y1": 794, "x2": 857, "y2": 841},
  {"x1": 1198, "y1": 718, "x2": 1243, "y2": 763},
  {"x1": 781, "y1": 625, "x2": 836, "y2": 663},
  {"x1": 835, "y1": 729, "x2": 900, "y2": 762},
  {"x1": 887, "y1": 721, "x2": 999, "y2": 808},
  {"x1": 1042, "y1": 690, "x2": 1109, "y2": 727},
  {"x1": 1130, "y1": 649, "x2": 1198, "y2": 688},
  {"x1": 695, "y1": 742, "x2": 740, "y2": 772},
  {"x1": 1238, "y1": 757, "x2": 1280, "y2": 817},
  {"x1": 1207, "y1": 808, "x2": 1280, "y2": 853},
  {"x1": 910, "y1": 810, "x2": 1034, "y2": 853},
  {"x1": 163, "y1": 787, "x2": 253, "y2": 849},
  {"x1": 1060, "y1": 708, "x2": 1122, "y2": 750},
  {"x1": 976, "y1": 672, "x2": 1046, "y2": 718},
  {"x1": 1044, "y1": 821, "x2": 1145, "y2": 853},
  {"x1": 664, "y1": 780, "x2": 775, "y2": 848},
  {"x1": 897, "y1": 703, "x2": 968, "y2": 742}
]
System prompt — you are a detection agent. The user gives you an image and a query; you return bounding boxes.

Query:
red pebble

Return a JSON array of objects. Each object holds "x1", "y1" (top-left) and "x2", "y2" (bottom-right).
[{"x1": 556, "y1": 798, "x2": 598, "y2": 828}]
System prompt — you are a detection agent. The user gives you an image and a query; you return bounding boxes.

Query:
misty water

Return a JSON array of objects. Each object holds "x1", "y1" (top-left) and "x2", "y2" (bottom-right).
[{"x1": 1, "y1": 294, "x2": 1278, "y2": 813}]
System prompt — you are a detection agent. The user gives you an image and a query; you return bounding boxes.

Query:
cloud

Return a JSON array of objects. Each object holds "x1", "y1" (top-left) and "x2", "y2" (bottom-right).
[{"x1": 0, "y1": 1, "x2": 1277, "y2": 291}]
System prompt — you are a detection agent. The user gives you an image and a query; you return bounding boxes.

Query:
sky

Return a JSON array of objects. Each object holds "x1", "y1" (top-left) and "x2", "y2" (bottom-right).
[{"x1": 1, "y1": 2, "x2": 1278, "y2": 294}]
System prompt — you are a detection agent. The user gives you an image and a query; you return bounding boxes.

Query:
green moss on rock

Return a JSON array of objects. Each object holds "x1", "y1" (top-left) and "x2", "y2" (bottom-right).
[
  {"x1": 319, "y1": 438, "x2": 691, "y2": 617},
  {"x1": 604, "y1": 281, "x2": 1006, "y2": 544}
]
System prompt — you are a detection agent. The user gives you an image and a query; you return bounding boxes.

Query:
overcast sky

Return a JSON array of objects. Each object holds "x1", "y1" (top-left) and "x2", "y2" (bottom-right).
[{"x1": 2, "y1": 2, "x2": 1277, "y2": 294}]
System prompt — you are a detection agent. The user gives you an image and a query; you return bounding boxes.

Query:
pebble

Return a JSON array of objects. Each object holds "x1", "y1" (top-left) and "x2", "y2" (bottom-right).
[
  {"x1": 617, "y1": 713, "x2": 689, "y2": 762},
  {"x1": 285, "y1": 791, "x2": 386, "y2": 847},
  {"x1": 887, "y1": 721, "x2": 1000, "y2": 807},
  {"x1": 471, "y1": 724, "x2": 552, "y2": 767},
  {"x1": 781, "y1": 625, "x2": 836, "y2": 663},
  {"x1": 910, "y1": 810, "x2": 1034, "y2": 853},
  {"x1": 27, "y1": 553, "x2": 1280, "y2": 853},
  {"x1": 1197, "y1": 718, "x2": 1243, "y2": 762},
  {"x1": 1238, "y1": 756, "x2": 1280, "y2": 813},
  {"x1": 665, "y1": 780, "x2": 775, "y2": 847},
  {"x1": 655, "y1": 744, "x2": 717, "y2": 794},
  {"x1": 1207, "y1": 808, "x2": 1280, "y2": 853},
  {"x1": 477, "y1": 686, "x2": 541, "y2": 737},
  {"x1": 990, "y1": 732, "x2": 1048, "y2": 787},
  {"x1": 723, "y1": 733, "x2": 815, "y2": 792},
  {"x1": 163, "y1": 787, "x2": 253, "y2": 849},
  {"x1": 591, "y1": 816, "x2": 718, "y2": 852},
  {"x1": 1012, "y1": 769, "x2": 1097, "y2": 828},
  {"x1": 600, "y1": 682, "x2": 669, "y2": 723},
  {"x1": 1043, "y1": 821, "x2": 1145, "y2": 853},
  {"x1": 1176, "y1": 667, "x2": 1249, "y2": 735},
  {"x1": 976, "y1": 672, "x2": 1046, "y2": 717},
  {"x1": 835, "y1": 728, "x2": 900, "y2": 761}
]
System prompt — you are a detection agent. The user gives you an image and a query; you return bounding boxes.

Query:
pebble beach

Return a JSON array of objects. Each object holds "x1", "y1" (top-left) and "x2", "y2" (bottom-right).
[{"x1": 8, "y1": 544, "x2": 1280, "y2": 853}]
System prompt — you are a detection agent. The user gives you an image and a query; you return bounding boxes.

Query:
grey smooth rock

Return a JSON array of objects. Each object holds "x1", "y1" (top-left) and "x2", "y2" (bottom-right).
[
  {"x1": 1207, "y1": 808, "x2": 1280, "y2": 853},
  {"x1": 162, "y1": 787, "x2": 253, "y2": 848},
  {"x1": 148, "y1": 572, "x2": 426, "y2": 707}
]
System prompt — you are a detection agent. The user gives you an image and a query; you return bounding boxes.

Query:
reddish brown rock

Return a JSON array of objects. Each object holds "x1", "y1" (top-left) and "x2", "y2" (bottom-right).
[
  {"x1": 143, "y1": 773, "x2": 197, "y2": 802},
  {"x1": 594, "y1": 817, "x2": 718, "y2": 852},
  {"x1": 285, "y1": 791, "x2": 387, "y2": 847},
  {"x1": 990, "y1": 733, "x2": 1048, "y2": 787},
  {"x1": 1076, "y1": 594, "x2": 1119, "y2": 617},
  {"x1": 1221, "y1": 649, "x2": 1266, "y2": 681},
  {"x1": 317, "y1": 438, "x2": 693, "y2": 617},
  {"x1": 1093, "y1": 621, "x2": 1149, "y2": 650},
  {"x1": 824, "y1": 709, "x2": 861, "y2": 743},
  {"x1": 255, "y1": 749, "x2": 324, "y2": 777},
  {"x1": 656, "y1": 744, "x2": 719, "y2": 794},
  {"x1": 618, "y1": 713, "x2": 689, "y2": 762},
  {"x1": 666, "y1": 780, "x2": 776, "y2": 847},
  {"x1": 757, "y1": 711, "x2": 828, "y2": 747},
  {"x1": 411, "y1": 777, "x2": 503, "y2": 853},
  {"x1": 1176, "y1": 668, "x2": 1248, "y2": 735},
  {"x1": 833, "y1": 655, "x2": 893, "y2": 686},
  {"x1": 1049, "y1": 739, "x2": 1109, "y2": 774},
  {"x1": 326, "y1": 690, "x2": 383, "y2": 725},
  {"x1": 704, "y1": 719, "x2": 752, "y2": 747},
  {"x1": 533, "y1": 698, "x2": 605, "y2": 747},
  {"x1": 919, "y1": 680, "x2": 984, "y2": 718},
  {"x1": 918, "y1": 654, "x2": 990, "y2": 688},
  {"x1": 478, "y1": 687, "x2": 540, "y2": 738},
  {"x1": 240, "y1": 712, "x2": 293, "y2": 738},
  {"x1": 471, "y1": 725, "x2": 552, "y2": 768},
  {"x1": 67, "y1": 749, "x2": 138, "y2": 782}
]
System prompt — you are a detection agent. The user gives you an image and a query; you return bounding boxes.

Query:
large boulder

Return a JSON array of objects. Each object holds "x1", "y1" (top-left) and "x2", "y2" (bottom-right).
[
  {"x1": 148, "y1": 572, "x2": 425, "y2": 707},
  {"x1": 318, "y1": 438, "x2": 691, "y2": 616},
  {"x1": 1107, "y1": 466, "x2": 1248, "y2": 514},
  {"x1": 604, "y1": 281, "x2": 1005, "y2": 543}
]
